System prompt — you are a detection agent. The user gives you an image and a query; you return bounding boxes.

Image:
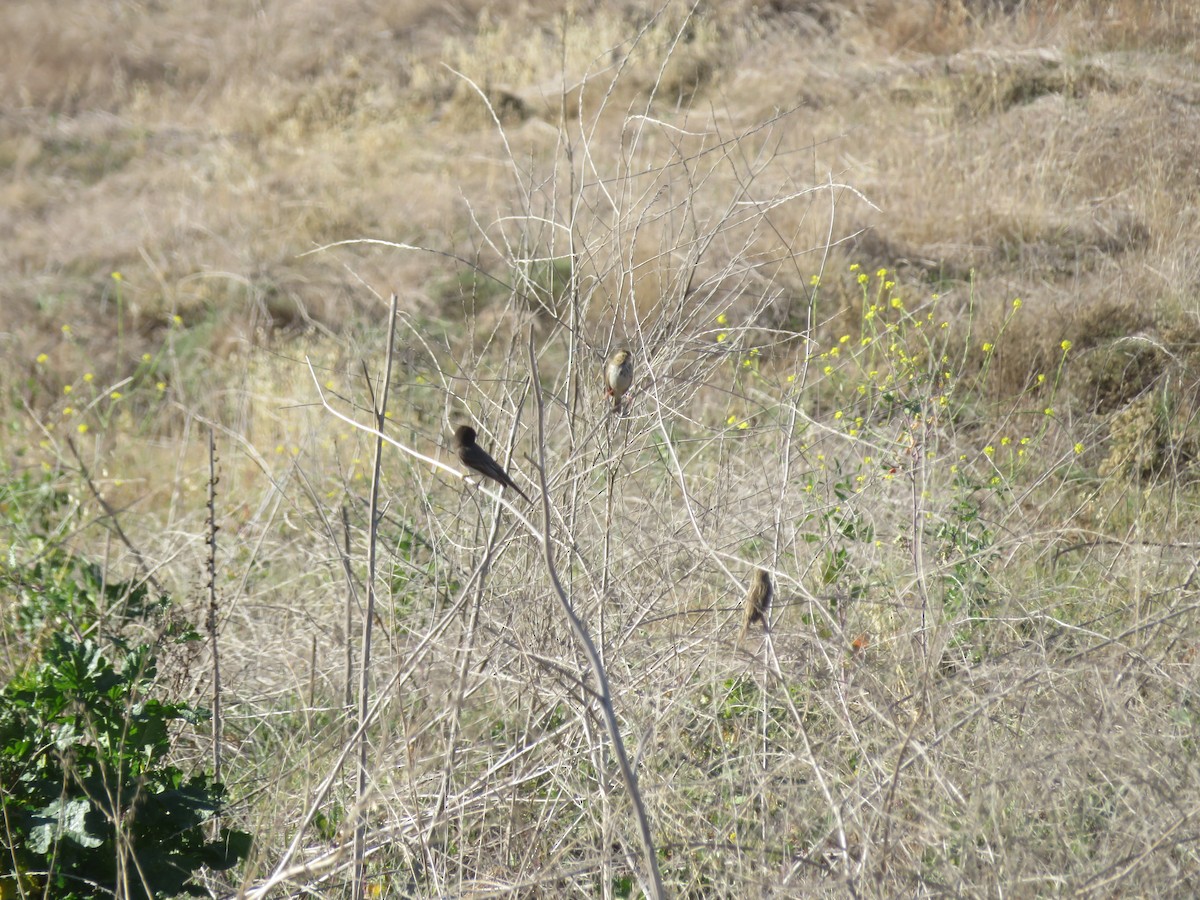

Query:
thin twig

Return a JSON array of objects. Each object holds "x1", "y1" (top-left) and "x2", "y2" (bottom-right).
[
  {"x1": 206, "y1": 427, "x2": 223, "y2": 785},
  {"x1": 342, "y1": 504, "x2": 355, "y2": 709},
  {"x1": 352, "y1": 293, "x2": 398, "y2": 898}
]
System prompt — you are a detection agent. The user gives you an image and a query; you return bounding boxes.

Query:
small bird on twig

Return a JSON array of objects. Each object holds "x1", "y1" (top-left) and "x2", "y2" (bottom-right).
[
  {"x1": 452, "y1": 425, "x2": 531, "y2": 504},
  {"x1": 604, "y1": 349, "x2": 634, "y2": 414},
  {"x1": 738, "y1": 568, "x2": 773, "y2": 644}
]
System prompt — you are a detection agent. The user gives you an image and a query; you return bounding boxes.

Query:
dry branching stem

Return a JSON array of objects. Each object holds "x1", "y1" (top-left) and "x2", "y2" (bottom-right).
[
  {"x1": 527, "y1": 335, "x2": 667, "y2": 900},
  {"x1": 351, "y1": 293, "x2": 398, "y2": 898}
]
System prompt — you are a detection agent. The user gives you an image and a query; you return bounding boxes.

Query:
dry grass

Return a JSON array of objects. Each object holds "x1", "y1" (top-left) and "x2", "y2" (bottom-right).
[{"x1": 4, "y1": 0, "x2": 1200, "y2": 897}]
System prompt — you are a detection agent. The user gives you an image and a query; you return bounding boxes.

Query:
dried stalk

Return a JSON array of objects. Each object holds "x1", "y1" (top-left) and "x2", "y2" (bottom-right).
[{"x1": 351, "y1": 293, "x2": 398, "y2": 898}]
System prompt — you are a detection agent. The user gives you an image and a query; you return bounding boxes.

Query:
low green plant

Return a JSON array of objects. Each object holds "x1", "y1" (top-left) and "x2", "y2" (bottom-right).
[
  {"x1": 0, "y1": 633, "x2": 250, "y2": 899},
  {"x1": 1, "y1": 466, "x2": 245, "y2": 896},
  {"x1": 9, "y1": 551, "x2": 169, "y2": 649}
]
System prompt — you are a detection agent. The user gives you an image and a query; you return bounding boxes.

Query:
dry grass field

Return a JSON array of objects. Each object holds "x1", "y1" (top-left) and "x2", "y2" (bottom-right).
[{"x1": 4, "y1": 0, "x2": 1200, "y2": 896}]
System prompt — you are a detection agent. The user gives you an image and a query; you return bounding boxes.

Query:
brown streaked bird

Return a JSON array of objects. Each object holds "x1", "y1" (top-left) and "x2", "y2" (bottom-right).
[
  {"x1": 738, "y1": 568, "x2": 773, "y2": 644},
  {"x1": 452, "y1": 425, "x2": 532, "y2": 504},
  {"x1": 604, "y1": 349, "x2": 634, "y2": 413}
]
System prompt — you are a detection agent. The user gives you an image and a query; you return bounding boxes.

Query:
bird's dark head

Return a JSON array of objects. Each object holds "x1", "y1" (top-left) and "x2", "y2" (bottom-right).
[{"x1": 453, "y1": 425, "x2": 476, "y2": 447}]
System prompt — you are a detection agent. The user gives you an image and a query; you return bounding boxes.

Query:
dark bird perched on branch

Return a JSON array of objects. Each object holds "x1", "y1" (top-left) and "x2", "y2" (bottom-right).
[{"x1": 452, "y1": 425, "x2": 531, "y2": 504}]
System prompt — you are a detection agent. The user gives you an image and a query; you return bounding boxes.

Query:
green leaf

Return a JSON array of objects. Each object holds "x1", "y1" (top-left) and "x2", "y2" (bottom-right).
[{"x1": 29, "y1": 798, "x2": 104, "y2": 852}]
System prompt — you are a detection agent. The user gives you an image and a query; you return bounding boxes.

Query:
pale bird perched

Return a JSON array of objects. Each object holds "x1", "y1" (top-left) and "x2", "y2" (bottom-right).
[
  {"x1": 452, "y1": 425, "x2": 531, "y2": 504},
  {"x1": 604, "y1": 349, "x2": 634, "y2": 413},
  {"x1": 738, "y1": 568, "x2": 773, "y2": 644}
]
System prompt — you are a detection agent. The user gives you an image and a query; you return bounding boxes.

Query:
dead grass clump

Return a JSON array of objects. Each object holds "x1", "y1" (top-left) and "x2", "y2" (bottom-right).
[
  {"x1": 430, "y1": 1, "x2": 734, "y2": 133},
  {"x1": 442, "y1": 80, "x2": 538, "y2": 131},
  {"x1": 1070, "y1": 286, "x2": 1164, "y2": 403},
  {"x1": 28, "y1": 130, "x2": 139, "y2": 186},
  {"x1": 860, "y1": 0, "x2": 973, "y2": 54},
  {"x1": 1091, "y1": 314, "x2": 1200, "y2": 480},
  {"x1": 266, "y1": 60, "x2": 382, "y2": 138},
  {"x1": 843, "y1": 227, "x2": 976, "y2": 289},
  {"x1": 942, "y1": 49, "x2": 1117, "y2": 118},
  {"x1": 0, "y1": 0, "x2": 131, "y2": 112},
  {"x1": 1078, "y1": 335, "x2": 1165, "y2": 414},
  {"x1": 650, "y1": 44, "x2": 719, "y2": 110},
  {"x1": 1097, "y1": 387, "x2": 1200, "y2": 482},
  {"x1": 985, "y1": 207, "x2": 1148, "y2": 277},
  {"x1": 1052, "y1": 0, "x2": 1200, "y2": 52},
  {"x1": 1100, "y1": 392, "x2": 1165, "y2": 480}
]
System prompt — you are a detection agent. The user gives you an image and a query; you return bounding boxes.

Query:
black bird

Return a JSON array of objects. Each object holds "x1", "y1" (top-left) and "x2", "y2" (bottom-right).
[{"x1": 452, "y1": 425, "x2": 532, "y2": 504}]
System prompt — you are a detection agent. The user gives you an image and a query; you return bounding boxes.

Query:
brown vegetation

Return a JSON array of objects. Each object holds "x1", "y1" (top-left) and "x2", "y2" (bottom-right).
[{"x1": 4, "y1": 1, "x2": 1200, "y2": 896}]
